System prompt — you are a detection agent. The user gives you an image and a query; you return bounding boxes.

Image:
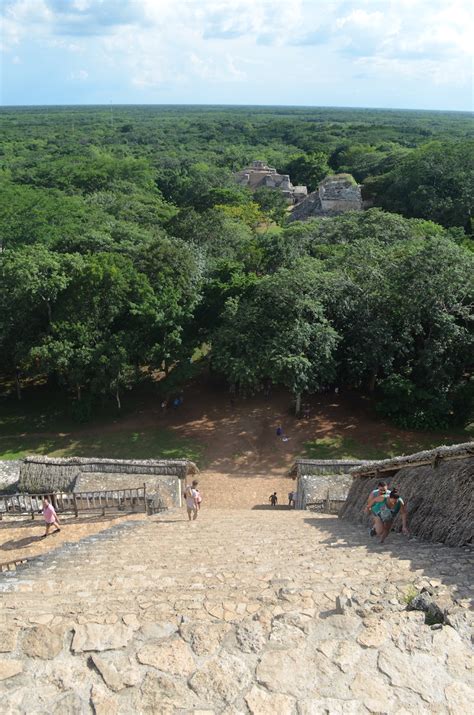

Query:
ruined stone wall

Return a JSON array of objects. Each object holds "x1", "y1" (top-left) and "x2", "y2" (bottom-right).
[
  {"x1": 0, "y1": 460, "x2": 21, "y2": 494},
  {"x1": 319, "y1": 197, "x2": 362, "y2": 212},
  {"x1": 293, "y1": 459, "x2": 363, "y2": 508},
  {"x1": 298, "y1": 473, "x2": 352, "y2": 504},
  {"x1": 340, "y1": 457, "x2": 474, "y2": 547}
]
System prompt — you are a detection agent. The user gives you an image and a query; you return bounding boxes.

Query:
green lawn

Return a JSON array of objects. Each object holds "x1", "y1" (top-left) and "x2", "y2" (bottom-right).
[
  {"x1": 303, "y1": 432, "x2": 470, "y2": 461},
  {"x1": 0, "y1": 428, "x2": 205, "y2": 464}
]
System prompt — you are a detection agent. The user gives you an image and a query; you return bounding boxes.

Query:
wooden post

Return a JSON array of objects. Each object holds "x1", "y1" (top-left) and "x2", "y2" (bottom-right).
[{"x1": 326, "y1": 490, "x2": 331, "y2": 513}]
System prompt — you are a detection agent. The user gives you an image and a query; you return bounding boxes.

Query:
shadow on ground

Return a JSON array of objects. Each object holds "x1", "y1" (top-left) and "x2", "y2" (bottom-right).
[{"x1": 303, "y1": 513, "x2": 473, "y2": 602}]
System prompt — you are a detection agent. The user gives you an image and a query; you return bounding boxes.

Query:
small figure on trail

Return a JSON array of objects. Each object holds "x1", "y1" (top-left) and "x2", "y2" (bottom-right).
[
  {"x1": 184, "y1": 480, "x2": 199, "y2": 521},
  {"x1": 160, "y1": 399, "x2": 167, "y2": 412},
  {"x1": 288, "y1": 490, "x2": 294, "y2": 507},
  {"x1": 41, "y1": 497, "x2": 61, "y2": 538},
  {"x1": 365, "y1": 481, "x2": 390, "y2": 536},
  {"x1": 276, "y1": 425, "x2": 283, "y2": 438},
  {"x1": 269, "y1": 492, "x2": 278, "y2": 507}
]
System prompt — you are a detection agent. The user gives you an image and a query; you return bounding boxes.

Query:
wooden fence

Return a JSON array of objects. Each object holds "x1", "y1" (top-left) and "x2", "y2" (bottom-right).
[{"x1": 0, "y1": 486, "x2": 156, "y2": 519}]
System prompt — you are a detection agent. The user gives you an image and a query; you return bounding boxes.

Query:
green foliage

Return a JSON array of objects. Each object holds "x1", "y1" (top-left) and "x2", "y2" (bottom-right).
[
  {"x1": 0, "y1": 105, "x2": 472, "y2": 427},
  {"x1": 282, "y1": 152, "x2": 330, "y2": 191},
  {"x1": 253, "y1": 187, "x2": 289, "y2": 224},
  {"x1": 368, "y1": 141, "x2": 474, "y2": 230},
  {"x1": 212, "y1": 263, "x2": 339, "y2": 396}
]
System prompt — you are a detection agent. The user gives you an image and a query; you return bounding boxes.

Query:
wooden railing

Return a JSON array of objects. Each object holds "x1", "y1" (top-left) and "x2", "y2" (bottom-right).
[{"x1": 0, "y1": 486, "x2": 151, "y2": 519}]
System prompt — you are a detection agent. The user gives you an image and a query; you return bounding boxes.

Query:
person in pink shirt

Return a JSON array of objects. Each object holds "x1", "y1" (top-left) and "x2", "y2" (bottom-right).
[{"x1": 41, "y1": 497, "x2": 61, "y2": 538}]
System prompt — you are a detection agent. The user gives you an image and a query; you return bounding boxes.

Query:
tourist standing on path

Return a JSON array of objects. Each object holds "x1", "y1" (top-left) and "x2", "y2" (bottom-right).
[
  {"x1": 376, "y1": 489, "x2": 409, "y2": 543},
  {"x1": 184, "y1": 480, "x2": 199, "y2": 521},
  {"x1": 288, "y1": 491, "x2": 294, "y2": 507},
  {"x1": 269, "y1": 492, "x2": 278, "y2": 507},
  {"x1": 365, "y1": 481, "x2": 390, "y2": 537},
  {"x1": 41, "y1": 497, "x2": 61, "y2": 538}
]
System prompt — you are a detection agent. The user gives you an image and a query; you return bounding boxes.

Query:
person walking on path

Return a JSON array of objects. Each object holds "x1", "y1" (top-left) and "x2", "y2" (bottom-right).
[
  {"x1": 288, "y1": 491, "x2": 294, "y2": 507},
  {"x1": 269, "y1": 492, "x2": 278, "y2": 507},
  {"x1": 41, "y1": 497, "x2": 61, "y2": 538},
  {"x1": 375, "y1": 488, "x2": 409, "y2": 543},
  {"x1": 365, "y1": 481, "x2": 390, "y2": 536},
  {"x1": 184, "y1": 480, "x2": 199, "y2": 521}
]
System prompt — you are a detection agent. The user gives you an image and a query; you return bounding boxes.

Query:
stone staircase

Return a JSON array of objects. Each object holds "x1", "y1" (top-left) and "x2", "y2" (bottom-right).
[
  {"x1": 191, "y1": 471, "x2": 295, "y2": 509},
  {"x1": 1, "y1": 508, "x2": 472, "y2": 713}
]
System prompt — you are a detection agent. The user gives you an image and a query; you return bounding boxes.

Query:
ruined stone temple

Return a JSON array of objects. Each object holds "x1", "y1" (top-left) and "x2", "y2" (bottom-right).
[
  {"x1": 289, "y1": 173, "x2": 363, "y2": 221},
  {"x1": 1, "y1": 443, "x2": 473, "y2": 711},
  {"x1": 234, "y1": 160, "x2": 308, "y2": 203}
]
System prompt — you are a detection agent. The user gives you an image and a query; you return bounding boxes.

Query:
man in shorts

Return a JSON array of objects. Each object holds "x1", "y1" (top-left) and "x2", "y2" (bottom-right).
[
  {"x1": 184, "y1": 480, "x2": 199, "y2": 521},
  {"x1": 365, "y1": 481, "x2": 390, "y2": 537},
  {"x1": 378, "y1": 489, "x2": 409, "y2": 543}
]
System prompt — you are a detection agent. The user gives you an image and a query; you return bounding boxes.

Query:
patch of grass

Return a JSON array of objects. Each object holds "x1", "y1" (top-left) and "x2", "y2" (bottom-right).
[
  {"x1": 0, "y1": 428, "x2": 206, "y2": 466},
  {"x1": 303, "y1": 436, "x2": 392, "y2": 460},
  {"x1": 303, "y1": 430, "x2": 469, "y2": 461},
  {"x1": 402, "y1": 585, "x2": 419, "y2": 606}
]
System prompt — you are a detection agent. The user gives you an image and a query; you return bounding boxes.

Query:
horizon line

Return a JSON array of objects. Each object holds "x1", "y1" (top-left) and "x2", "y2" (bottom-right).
[{"x1": 1, "y1": 102, "x2": 473, "y2": 114}]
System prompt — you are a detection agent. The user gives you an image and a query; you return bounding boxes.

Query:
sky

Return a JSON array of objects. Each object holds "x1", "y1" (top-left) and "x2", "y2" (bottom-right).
[{"x1": 1, "y1": 0, "x2": 473, "y2": 110}]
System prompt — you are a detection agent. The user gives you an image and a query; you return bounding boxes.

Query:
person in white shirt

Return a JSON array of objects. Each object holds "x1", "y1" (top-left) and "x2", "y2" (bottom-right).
[{"x1": 184, "y1": 480, "x2": 199, "y2": 521}]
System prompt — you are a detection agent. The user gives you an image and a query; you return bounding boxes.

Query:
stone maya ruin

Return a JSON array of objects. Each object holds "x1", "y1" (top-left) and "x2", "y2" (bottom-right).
[{"x1": 0, "y1": 439, "x2": 473, "y2": 712}]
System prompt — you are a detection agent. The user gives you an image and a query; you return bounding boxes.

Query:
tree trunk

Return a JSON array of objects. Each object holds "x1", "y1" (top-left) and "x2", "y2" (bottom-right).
[
  {"x1": 115, "y1": 388, "x2": 121, "y2": 410},
  {"x1": 77, "y1": 384, "x2": 81, "y2": 402},
  {"x1": 15, "y1": 370, "x2": 22, "y2": 401},
  {"x1": 295, "y1": 392, "x2": 301, "y2": 416}
]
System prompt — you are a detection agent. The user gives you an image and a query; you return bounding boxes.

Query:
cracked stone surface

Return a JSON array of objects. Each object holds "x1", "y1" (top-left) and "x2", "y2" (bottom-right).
[{"x1": 0, "y1": 508, "x2": 472, "y2": 713}]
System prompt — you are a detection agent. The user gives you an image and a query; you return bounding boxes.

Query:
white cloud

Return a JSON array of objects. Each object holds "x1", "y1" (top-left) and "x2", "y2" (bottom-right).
[{"x1": 1, "y1": 0, "x2": 472, "y2": 106}]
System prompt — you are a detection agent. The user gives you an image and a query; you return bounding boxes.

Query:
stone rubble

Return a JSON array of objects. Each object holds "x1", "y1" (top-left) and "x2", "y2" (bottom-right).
[{"x1": 0, "y1": 508, "x2": 472, "y2": 713}]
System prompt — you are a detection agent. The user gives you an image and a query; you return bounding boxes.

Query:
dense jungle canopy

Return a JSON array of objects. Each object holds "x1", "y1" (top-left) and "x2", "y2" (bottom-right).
[{"x1": 0, "y1": 105, "x2": 473, "y2": 428}]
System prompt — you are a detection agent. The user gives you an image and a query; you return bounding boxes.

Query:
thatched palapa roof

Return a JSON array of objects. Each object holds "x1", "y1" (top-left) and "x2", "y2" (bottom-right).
[
  {"x1": 19, "y1": 456, "x2": 198, "y2": 494},
  {"x1": 350, "y1": 442, "x2": 474, "y2": 478}
]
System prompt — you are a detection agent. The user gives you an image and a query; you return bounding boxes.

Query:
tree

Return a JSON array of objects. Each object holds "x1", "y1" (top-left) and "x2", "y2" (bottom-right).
[
  {"x1": 283, "y1": 152, "x2": 330, "y2": 192},
  {"x1": 211, "y1": 262, "x2": 339, "y2": 410},
  {"x1": 368, "y1": 141, "x2": 474, "y2": 230},
  {"x1": 253, "y1": 187, "x2": 289, "y2": 225}
]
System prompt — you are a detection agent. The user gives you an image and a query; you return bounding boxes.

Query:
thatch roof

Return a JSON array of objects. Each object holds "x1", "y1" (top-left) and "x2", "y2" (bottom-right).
[
  {"x1": 290, "y1": 459, "x2": 365, "y2": 478},
  {"x1": 350, "y1": 442, "x2": 474, "y2": 478},
  {"x1": 340, "y1": 454, "x2": 474, "y2": 547},
  {"x1": 19, "y1": 456, "x2": 198, "y2": 494}
]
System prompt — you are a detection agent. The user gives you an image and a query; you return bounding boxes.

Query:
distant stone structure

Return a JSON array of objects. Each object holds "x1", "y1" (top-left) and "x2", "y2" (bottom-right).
[
  {"x1": 290, "y1": 459, "x2": 364, "y2": 510},
  {"x1": 234, "y1": 161, "x2": 307, "y2": 203},
  {"x1": 289, "y1": 173, "x2": 363, "y2": 221}
]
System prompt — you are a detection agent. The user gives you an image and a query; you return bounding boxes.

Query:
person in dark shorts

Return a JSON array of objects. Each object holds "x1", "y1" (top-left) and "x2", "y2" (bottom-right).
[
  {"x1": 365, "y1": 481, "x2": 390, "y2": 536},
  {"x1": 269, "y1": 492, "x2": 278, "y2": 507},
  {"x1": 377, "y1": 489, "x2": 409, "y2": 543}
]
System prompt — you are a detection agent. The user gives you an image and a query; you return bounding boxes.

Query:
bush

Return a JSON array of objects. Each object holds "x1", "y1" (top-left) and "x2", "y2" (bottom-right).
[{"x1": 376, "y1": 375, "x2": 462, "y2": 430}]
